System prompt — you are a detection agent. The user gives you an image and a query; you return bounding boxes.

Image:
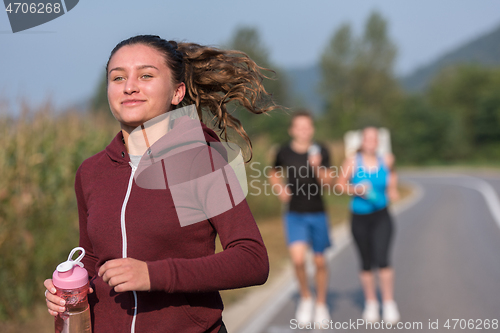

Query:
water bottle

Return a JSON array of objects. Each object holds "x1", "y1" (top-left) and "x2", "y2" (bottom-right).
[
  {"x1": 307, "y1": 143, "x2": 320, "y2": 158},
  {"x1": 53, "y1": 247, "x2": 92, "y2": 333},
  {"x1": 360, "y1": 181, "x2": 378, "y2": 203}
]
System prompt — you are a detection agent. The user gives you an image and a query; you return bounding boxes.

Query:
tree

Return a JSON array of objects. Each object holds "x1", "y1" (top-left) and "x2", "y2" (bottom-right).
[
  {"x1": 426, "y1": 64, "x2": 500, "y2": 160},
  {"x1": 390, "y1": 96, "x2": 450, "y2": 164},
  {"x1": 388, "y1": 64, "x2": 500, "y2": 164},
  {"x1": 319, "y1": 11, "x2": 401, "y2": 137},
  {"x1": 225, "y1": 26, "x2": 290, "y2": 143}
]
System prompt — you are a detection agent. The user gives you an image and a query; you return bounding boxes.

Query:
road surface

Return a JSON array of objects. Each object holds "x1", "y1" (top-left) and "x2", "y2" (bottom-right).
[{"x1": 240, "y1": 171, "x2": 500, "y2": 332}]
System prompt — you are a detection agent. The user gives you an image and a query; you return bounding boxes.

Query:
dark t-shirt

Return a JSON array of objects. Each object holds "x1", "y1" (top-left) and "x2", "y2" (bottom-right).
[{"x1": 273, "y1": 142, "x2": 331, "y2": 213}]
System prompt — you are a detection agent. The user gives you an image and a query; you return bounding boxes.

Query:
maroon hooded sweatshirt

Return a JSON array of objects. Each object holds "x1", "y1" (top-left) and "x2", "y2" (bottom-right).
[{"x1": 76, "y1": 123, "x2": 269, "y2": 333}]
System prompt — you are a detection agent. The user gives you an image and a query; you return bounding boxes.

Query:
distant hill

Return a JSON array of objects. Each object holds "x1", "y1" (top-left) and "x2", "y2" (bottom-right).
[
  {"x1": 400, "y1": 23, "x2": 500, "y2": 92},
  {"x1": 286, "y1": 22, "x2": 500, "y2": 111}
]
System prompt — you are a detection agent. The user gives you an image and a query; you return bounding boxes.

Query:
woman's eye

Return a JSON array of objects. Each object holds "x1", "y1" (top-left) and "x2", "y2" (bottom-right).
[
  {"x1": 141, "y1": 74, "x2": 153, "y2": 79},
  {"x1": 112, "y1": 76, "x2": 124, "y2": 81}
]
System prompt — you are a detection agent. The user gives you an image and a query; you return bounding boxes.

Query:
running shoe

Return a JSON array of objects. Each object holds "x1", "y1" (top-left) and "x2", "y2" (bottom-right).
[
  {"x1": 314, "y1": 303, "x2": 331, "y2": 327},
  {"x1": 295, "y1": 297, "x2": 314, "y2": 324},
  {"x1": 362, "y1": 300, "x2": 380, "y2": 323},
  {"x1": 382, "y1": 300, "x2": 400, "y2": 324}
]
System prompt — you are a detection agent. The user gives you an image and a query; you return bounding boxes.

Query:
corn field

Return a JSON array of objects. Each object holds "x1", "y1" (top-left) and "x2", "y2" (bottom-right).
[{"x1": 0, "y1": 103, "x2": 119, "y2": 321}]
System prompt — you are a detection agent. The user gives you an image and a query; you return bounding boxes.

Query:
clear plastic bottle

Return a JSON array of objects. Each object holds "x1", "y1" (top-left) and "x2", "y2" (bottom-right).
[
  {"x1": 53, "y1": 247, "x2": 92, "y2": 333},
  {"x1": 360, "y1": 180, "x2": 378, "y2": 203},
  {"x1": 307, "y1": 143, "x2": 321, "y2": 158}
]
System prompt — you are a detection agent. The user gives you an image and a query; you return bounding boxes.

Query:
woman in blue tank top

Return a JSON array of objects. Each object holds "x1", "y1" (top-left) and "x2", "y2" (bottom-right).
[
  {"x1": 350, "y1": 152, "x2": 390, "y2": 214},
  {"x1": 337, "y1": 127, "x2": 400, "y2": 325}
]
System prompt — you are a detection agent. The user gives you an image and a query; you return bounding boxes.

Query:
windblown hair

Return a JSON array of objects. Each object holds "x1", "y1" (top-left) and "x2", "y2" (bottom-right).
[{"x1": 106, "y1": 34, "x2": 279, "y2": 161}]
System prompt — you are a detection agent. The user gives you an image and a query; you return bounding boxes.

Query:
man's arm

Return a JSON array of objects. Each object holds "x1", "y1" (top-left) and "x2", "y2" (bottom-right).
[
  {"x1": 308, "y1": 145, "x2": 333, "y2": 186},
  {"x1": 269, "y1": 148, "x2": 291, "y2": 203}
]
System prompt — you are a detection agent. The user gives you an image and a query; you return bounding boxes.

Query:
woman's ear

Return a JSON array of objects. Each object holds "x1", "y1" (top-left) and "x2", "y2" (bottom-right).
[{"x1": 172, "y1": 82, "x2": 186, "y2": 106}]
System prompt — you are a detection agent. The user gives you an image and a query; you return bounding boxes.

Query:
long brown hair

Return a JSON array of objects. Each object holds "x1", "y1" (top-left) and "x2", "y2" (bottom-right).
[{"x1": 106, "y1": 35, "x2": 279, "y2": 161}]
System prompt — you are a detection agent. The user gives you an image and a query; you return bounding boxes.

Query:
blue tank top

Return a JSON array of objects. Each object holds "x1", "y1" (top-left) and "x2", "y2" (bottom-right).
[{"x1": 350, "y1": 153, "x2": 389, "y2": 214}]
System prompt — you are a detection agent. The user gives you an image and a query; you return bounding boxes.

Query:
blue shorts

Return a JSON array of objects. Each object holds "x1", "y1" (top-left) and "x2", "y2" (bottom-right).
[{"x1": 284, "y1": 211, "x2": 332, "y2": 253}]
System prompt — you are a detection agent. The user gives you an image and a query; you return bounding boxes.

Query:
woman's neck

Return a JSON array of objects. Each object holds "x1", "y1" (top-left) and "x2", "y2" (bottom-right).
[
  {"x1": 361, "y1": 151, "x2": 378, "y2": 165},
  {"x1": 361, "y1": 150, "x2": 376, "y2": 157},
  {"x1": 121, "y1": 125, "x2": 135, "y2": 153}
]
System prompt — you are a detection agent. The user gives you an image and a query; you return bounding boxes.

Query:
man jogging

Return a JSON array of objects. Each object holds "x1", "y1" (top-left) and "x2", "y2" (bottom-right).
[{"x1": 269, "y1": 110, "x2": 333, "y2": 325}]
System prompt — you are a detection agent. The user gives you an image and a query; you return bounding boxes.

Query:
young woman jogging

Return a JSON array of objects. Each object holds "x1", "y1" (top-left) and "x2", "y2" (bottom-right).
[
  {"x1": 44, "y1": 35, "x2": 276, "y2": 333},
  {"x1": 337, "y1": 127, "x2": 400, "y2": 324}
]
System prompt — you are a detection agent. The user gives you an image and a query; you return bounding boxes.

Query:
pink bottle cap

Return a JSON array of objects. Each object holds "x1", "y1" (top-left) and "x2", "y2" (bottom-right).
[{"x1": 52, "y1": 247, "x2": 89, "y2": 290}]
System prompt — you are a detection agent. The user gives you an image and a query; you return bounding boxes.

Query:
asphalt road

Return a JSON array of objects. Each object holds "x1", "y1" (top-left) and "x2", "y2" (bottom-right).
[{"x1": 243, "y1": 171, "x2": 500, "y2": 332}]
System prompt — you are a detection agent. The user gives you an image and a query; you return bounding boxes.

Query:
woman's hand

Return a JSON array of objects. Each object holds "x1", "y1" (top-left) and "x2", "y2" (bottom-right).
[
  {"x1": 44, "y1": 279, "x2": 65, "y2": 316},
  {"x1": 388, "y1": 188, "x2": 400, "y2": 202},
  {"x1": 346, "y1": 181, "x2": 369, "y2": 198},
  {"x1": 357, "y1": 181, "x2": 372, "y2": 199},
  {"x1": 98, "y1": 258, "x2": 150, "y2": 293},
  {"x1": 44, "y1": 279, "x2": 94, "y2": 316}
]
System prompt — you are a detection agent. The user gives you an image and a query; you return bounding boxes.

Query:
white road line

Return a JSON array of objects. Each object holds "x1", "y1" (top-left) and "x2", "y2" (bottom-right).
[
  {"x1": 458, "y1": 176, "x2": 500, "y2": 230},
  {"x1": 237, "y1": 277, "x2": 297, "y2": 333},
  {"x1": 405, "y1": 173, "x2": 500, "y2": 230}
]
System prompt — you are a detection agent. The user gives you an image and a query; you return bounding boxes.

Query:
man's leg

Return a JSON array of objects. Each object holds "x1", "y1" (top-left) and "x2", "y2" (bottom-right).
[
  {"x1": 289, "y1": 241, "x2": 315, "y2": 324},
  {"x1": 285, "y1": 212, "x2": 315, "y2": 323},
  {"x1": 310, "y1": 212, "x2": 332, "y2": 323},
  {"x1": 309, "y1": 212, "x2": 331, "y2": 304},
  {"x1": 313, "y1": 253, "x2": 328, "y2": 304},
  {"x1": 289, "y1": 242, "x2": 311, "y2": 299}
]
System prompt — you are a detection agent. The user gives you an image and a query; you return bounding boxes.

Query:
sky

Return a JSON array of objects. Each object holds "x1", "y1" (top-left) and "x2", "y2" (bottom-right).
[{"x1": 1, "y1": 0, "x2": 500, "y2": 113}]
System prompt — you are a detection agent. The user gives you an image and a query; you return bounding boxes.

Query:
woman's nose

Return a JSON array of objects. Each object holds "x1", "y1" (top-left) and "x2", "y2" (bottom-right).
[{"x1": 124, "y1": 77, "x2": 139, "y2": 94}]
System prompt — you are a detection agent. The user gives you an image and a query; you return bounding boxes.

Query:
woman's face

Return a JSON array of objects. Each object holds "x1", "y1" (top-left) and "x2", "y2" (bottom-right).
[
  {"x1": 107, "y1": 44, "x2": 185, "y2": 129},
  {"x1": 361, "y1": 127, "x2": 379, "y2": 154}
]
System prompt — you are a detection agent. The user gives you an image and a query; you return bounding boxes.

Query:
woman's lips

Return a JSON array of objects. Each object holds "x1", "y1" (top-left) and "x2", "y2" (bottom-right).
[{"x1": 122, "y1": 100, "x2": 146, "y2": 106}]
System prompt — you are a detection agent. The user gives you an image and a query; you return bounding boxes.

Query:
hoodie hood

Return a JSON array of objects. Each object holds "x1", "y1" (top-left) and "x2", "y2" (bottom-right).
[{"x1": 108, "y1": 104, "x2": 248, "y2": 228}]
